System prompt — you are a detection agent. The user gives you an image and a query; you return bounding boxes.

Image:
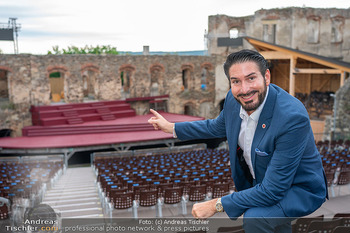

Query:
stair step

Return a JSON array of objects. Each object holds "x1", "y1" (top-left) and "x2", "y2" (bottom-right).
[
  {"x1": 63, "y1": 111, "x2": 79, "y2": 117},
  {"x1": 101, "y1": 115, "x2": 116, "y2": 121},
  {"x1": 67, "y1": 118, "x2": 84, "y2": 124},
  {"x1": 96, "y1": 107, "x2": 110, "y2": 112},
  {"x1": 43, "y1": 167, "x2": 104, "y2": 218},
  {"x1": 90, "y1": 103, "x2": 105, "y2": 107},
  {"x1": 58, "y1": 106, "x2": 73, "y2": 110}
]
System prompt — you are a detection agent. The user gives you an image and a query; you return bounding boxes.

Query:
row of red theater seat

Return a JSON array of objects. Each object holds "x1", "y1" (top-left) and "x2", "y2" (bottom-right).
[{"x1": 94, "y1": 149, "x2": 235, "y2": 209}]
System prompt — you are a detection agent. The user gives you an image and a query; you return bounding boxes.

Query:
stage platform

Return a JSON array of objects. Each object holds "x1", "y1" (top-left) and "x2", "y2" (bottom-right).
[{"x1": 0, "y1": 111, "x2": 205, "y2": 166}]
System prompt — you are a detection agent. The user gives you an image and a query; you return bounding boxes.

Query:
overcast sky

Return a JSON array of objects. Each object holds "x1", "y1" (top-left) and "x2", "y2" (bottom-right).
[{"x1": 0, "y1": 0, "x2": 349, "y2": 55}]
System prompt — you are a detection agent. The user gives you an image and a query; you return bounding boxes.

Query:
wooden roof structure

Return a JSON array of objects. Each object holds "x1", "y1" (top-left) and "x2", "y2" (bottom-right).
[{"x1": 244, "y1": 37, "x2": 350, "y2": 96}]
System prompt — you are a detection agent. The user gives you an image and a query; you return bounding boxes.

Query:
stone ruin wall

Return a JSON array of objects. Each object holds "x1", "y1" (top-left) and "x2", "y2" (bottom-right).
[
  {"x1": 208, "y1": 7, "x2": 350, "y2": 62},
  {"x1": 0, "y1": 54, "x2": 227, "y2": 136}
]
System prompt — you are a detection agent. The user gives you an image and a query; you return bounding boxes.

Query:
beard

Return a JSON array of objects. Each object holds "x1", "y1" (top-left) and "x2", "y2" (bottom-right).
[{"x1": 235, "y1": 84, "x2": 267, "y2": 113}]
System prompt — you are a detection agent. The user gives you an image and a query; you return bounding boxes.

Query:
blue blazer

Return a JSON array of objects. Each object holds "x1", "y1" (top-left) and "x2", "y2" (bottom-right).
[{"x1": 175, "y1": 84, "x2": 327, "y2": 219}]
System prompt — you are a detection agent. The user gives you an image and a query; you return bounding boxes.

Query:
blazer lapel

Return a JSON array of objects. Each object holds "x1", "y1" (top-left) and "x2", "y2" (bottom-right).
[
  {"x1": 226, "y1": 95, "x2": 248, "y2": 189},
  {"x1": 251, "y1": 85, "x2": 277, "y2": 171}
]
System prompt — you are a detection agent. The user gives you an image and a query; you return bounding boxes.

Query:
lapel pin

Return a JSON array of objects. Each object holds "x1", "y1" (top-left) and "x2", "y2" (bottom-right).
[{"x1": 262, "y1": 124, "x2": 266, "y2": 129}]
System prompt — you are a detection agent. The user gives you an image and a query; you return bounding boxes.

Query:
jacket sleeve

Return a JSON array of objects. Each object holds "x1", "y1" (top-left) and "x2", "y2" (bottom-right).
[{"x1": 175, "y1": 108, "x2": 227, "y2": 140}]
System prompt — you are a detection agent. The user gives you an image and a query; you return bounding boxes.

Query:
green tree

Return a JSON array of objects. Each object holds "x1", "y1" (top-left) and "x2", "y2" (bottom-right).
[{"x1": 47, "y1": 45, "x2": 119, "y2": 55}]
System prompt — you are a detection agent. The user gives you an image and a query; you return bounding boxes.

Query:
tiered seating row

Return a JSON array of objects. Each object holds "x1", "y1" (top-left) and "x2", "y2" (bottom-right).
[
  {"x1": 93, "y1": 149, "x2": 235, "y2": 210},
  {"x1": 22, "y1": 123, "x2": 154, "y2": 137},
  {"x1": 30, "y1": 100, "x2": 136, "y2": 126}
]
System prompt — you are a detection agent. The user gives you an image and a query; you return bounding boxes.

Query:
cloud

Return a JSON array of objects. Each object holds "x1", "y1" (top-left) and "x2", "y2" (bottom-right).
[{"x1": 1, "y1": 0, "x2": 350, "y2": 54}]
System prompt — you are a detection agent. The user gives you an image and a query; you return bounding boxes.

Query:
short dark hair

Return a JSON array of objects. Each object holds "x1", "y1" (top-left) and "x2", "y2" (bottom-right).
[{"x1": 223, "y1": 49, "x2": 269, "y2": 80}]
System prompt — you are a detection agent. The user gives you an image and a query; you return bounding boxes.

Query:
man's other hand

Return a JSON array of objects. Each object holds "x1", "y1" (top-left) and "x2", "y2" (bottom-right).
[{"x1": 192, "y1": 198, "x2": 218, "y2": 219}]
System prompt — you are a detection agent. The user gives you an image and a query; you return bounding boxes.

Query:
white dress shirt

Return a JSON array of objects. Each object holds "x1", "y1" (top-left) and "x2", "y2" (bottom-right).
[{"x1": 238, "y1": 86, "x2": 269, "y2": 179}]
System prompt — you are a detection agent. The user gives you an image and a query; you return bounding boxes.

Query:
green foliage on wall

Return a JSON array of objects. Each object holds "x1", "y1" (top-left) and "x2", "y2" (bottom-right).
[{"x1": 47, "y1": 45, "x2": 119, "y2": 55}]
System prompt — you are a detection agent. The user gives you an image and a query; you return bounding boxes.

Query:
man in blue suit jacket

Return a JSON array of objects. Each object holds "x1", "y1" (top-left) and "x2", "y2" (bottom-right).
[{"x1": 148, "y1": 50, "x2": 327, "y2": 233}]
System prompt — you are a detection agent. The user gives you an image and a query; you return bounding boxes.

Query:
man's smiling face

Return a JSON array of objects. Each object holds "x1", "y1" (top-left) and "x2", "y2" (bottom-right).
[{"x1": 229, "y1": 61, "x2": 270, "y2": 115}]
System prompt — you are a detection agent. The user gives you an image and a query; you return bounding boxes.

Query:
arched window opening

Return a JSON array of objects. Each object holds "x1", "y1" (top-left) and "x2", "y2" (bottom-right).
[
  {"x1": 229, "y1": 28, "x2": 239, "y2": 38},
  {"x1": 263, "y1": 24, "x2": 276, "y2": 44},
  {"x1": 307, "y1": 16, "x2": 320, "y2": 44},
  {"x1": 331, "y1": 16, "x2": 344, "y2": 43},
  {"x1": 201, "y1": 68, "x2": 208, "y2": 90},
  {"x1": 121, "y1": 70, "x2": 131, "y2": 92},
  {"x1": 82, "y1": 69, "x2": 96, "y2": 99},
  {"x1": 49, "y1": 71, "x2": 64, "y2": 102},
  {"x1": 83, "y1": 75, "x2": 89, "y2": 97},
  {"x1": 182, "y1": 69, "x2": 191, "y2": 90},
  {"x1": 119, "y1": 65, "x2": 134, "y2": 99},
  {"x1": 150, "y1": 69, "x2": 160, "y2": 96},
  {"x1": 184, "y1": 104, "x2": 194, "y2": 116}
]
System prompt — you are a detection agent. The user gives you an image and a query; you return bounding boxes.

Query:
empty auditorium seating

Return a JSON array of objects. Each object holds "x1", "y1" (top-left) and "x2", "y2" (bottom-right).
[
  {"x1": 316, "y1": 139, "x2": 350, "y2": 197},
  {"x1": 92, "y1": 140, "x2": 349, "y2": 222},
  {"x1": 111, "y1": 192, "x2": 134, "y2": 209},
  {"x1": 212, "y1": 183, "x2": 229, "y2": 199},
  {"x1": 0, "y1": 156, "x2": 64, "y2": 222},
  {"x1": 139, "y1": 189, "x2": 158, "y2": 207},
  {"x1": 93, "y1": 148, "x2": 235, "y2": 215},
  {"x1": 188, "y1": 184, "x2": 207, "y2": 202},
  {"x1": 164, "y1": 186, "x2": 183, "y2": 204}
]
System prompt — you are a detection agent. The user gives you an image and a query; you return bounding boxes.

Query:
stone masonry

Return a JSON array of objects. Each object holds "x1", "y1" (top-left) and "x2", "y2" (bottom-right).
[
  {"x1": 1, "y1": 7, "x2": 349, "y2": 139},
  {"x1": 208, "y1": 7, "x2": 350, "y2": 62},
  {"x1": 0, "y1": 54, "x2": 228, "y2": 136}
]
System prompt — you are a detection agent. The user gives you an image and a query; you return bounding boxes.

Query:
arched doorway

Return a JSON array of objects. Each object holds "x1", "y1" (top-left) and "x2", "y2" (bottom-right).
[
  {"x1": 119, "y1": 65, "x2": 135, "y2": 99},
  {"x1": 82, "y1": 69, "x2": 97, "y2": 100},
  {"x1": 49, "y1": 71, "x2": 64, "y2": 102}
]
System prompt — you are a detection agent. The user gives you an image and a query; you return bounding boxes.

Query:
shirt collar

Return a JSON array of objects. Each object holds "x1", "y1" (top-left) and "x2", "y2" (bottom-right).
[{"x1": 239, "y1": 86, "x2": 269, "y2": 122}]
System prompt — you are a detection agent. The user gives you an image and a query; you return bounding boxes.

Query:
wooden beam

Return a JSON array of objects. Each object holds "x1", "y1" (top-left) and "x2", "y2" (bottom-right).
[
  {"x1": 340, "y1": 71, "x2": 345, "y2": 87},
  {"x1": 289, "y1": 57, "x2": 296, "y2": 96},
  {"x1": 245, "y1": 37, "x2": 350, "y2": 72},
  {"x1": 260, "y1": 51, "x2": 292, "y2": 60},
  {"x1": 293, "y1": 68, "x2": 342, "y2": 74}
]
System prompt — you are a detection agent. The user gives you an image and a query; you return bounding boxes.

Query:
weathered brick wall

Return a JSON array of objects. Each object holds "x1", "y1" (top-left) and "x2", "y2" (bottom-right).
[
  {"x1": 0, "y1": 54, "x2": 226, "y2": 136},
  {"x1": 0, "y1": 103, "x2": 32, "y2": 137}
]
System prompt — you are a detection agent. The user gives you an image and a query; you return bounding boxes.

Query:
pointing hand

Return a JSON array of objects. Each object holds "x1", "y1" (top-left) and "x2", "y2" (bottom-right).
[{"x1": 148, "y1": 109, "x2": 174, "y2": 134}]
